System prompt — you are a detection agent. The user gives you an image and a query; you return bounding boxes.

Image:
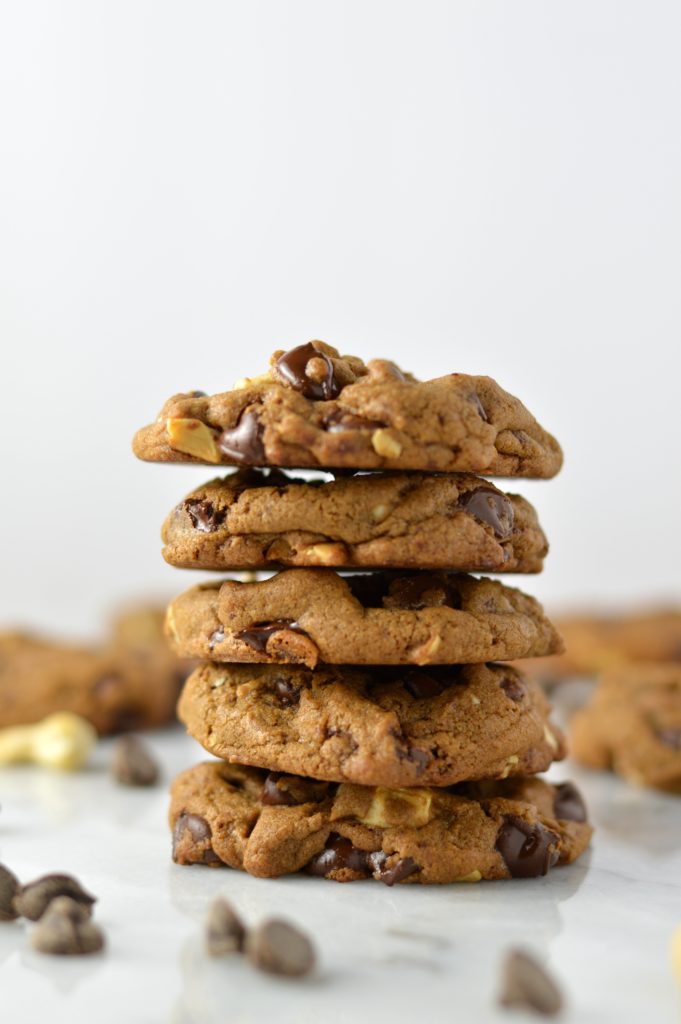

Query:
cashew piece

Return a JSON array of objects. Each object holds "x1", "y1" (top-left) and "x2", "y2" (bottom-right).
[{"x1": 0, "y1": 713, "x2": 97, "y2": 771}]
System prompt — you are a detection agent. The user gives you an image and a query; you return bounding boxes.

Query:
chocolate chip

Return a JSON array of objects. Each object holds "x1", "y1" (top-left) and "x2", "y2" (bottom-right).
[
  {"x1": 246, "y1": 918, "x2": 316, "y2": 977},
  {"x1": 379, "y1": 857, "x2": 420, "y2": 887},
  {"x1": 111, "y1": 735, "x2": 159, "y2": 787},
  {"x1": 470, "y1": 392, "x2": 489, "y2": 422},
  {"x1": 495, "y1": 816, "x2": 560, "y2": 878},
  {"x1": 30, "y1": 896, "x2": 105, "y2": 957},
  {"x1": 553, "y1": 782, "x2": 587, "y2": 823},
  {"x1": 172, "y1": 812, "x2": 223, "y2": 865},
  {"x1": 235, "y1": 619, "x2": 302, "y2": 654},
  {"x1": 499, "y1": 948, "x2": 563, "y2": 1016},
  {"x1": 458, "y1": 486, "x2": 514, "y2": 540},
  {"x1": 0, "y1": 863, "x2": 20, "y2": 921},
  {"x1": 500, "y1": 674, "x2": 526, "y2": 702},
  {"x1": 405, "y1": 746, "x2": 430, "y2": 773},
  {"x1": 184, "y1": 498, "x2": 226, "y2": 533},
  {"x1": 273, "y1": 677, "x2": 301, "y2": 707},
  {"x1": 403, "y1": 670, "x2": 449, "y2": 699},
  {"x1": 261, "y1": 772, "x2": 302, "y2": 806},
  {"x1": 187, "y1": 390, "x2": 207, "y2": 398},
  {"x1": 656, "y1": 725, "x2": 681, "y2": 750},
  {"x1": 306, "y1": 834, "x2": 372, "y2": 877},
  {"x1": 205, "y1": 897, "x2": 246, "y2": 956},
  {"x1": 14, "y1": 873, "x2": 96, "y2": 922},
  {"x1": 391, "y1": 726, "x2": 432, "y2": 774},
  {"x1": 208, "y1": 626, "x2": 225, "y2": 651},
  {"x1": 274, "y1": 342, "x2": 342, "y2": 401},
  {"x1": 178, "y1": 813, "x2": 210, "y2": 840},
  {"x1": 218, "y1": 409, "x2": 265, "y2": 463}
]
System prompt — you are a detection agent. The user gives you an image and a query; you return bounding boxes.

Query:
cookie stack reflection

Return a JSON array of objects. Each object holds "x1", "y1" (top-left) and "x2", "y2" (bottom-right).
[{"x1": 133, "y1": 342, "x2": 592, "y2": 884}]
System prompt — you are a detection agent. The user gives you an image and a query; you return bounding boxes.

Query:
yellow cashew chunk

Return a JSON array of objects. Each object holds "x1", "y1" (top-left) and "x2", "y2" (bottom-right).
[
  {"x1": 0, "y1": 712, "x2": 97, "y2": 771},
  {"x1": 671, "y1": 925, "x2": 681, "y2": 984}
]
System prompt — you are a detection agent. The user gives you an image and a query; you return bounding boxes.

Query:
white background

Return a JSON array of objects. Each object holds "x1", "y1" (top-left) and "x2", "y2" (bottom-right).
[{"x1": 1, "y1": 1, "x2": 680, "y2": 639}]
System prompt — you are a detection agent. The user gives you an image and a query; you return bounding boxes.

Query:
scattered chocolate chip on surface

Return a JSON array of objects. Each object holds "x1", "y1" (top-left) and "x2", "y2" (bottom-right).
[
  {"x1": 246, "y1": 919, "x2": 316, "y2": 977},
  {"x1": 111, "y1": 735, "x2": 159, "y2": 787},
  {"x1": 498, "y1": 948, "x2": 563, "y2": 1016},
  {"x1": 205, "y1": 897, "x2": 246, "y2": 956},
  {"x1": 14, "y1": 873, "x2": 96, "y2": 922},
  {"x1": 0, "y1": 863, "x2": 20, "y2": 921},
  {"x1": 30, "y1": 896, "x2": 105, "y2": 956}
]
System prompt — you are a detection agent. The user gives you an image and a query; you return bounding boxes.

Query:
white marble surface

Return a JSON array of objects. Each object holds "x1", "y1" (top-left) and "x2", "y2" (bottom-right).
[{"x1": 1, "y1": 726, "x2": 679, "y2": 1024}]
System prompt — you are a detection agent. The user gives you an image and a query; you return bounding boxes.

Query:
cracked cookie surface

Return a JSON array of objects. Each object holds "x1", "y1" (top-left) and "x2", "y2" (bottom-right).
[
  {"x1": 166, "y1": 570, "x2": 563, "y2": 667},
  {"x1": 133, "y1": 341, "x2": 562, "y2": 477},
  {"x1": 162, "y1": 469, "x2": 548, "y2": 573},
  {"x1": 571, "y1": 663, "x2": 681, "y2": 792},
  {"x1": 169, "y1": 761, "x2": 591, "y2": 883},
  {"x1": 178, "y1": 661, "x2": 565, "y2": 787}
]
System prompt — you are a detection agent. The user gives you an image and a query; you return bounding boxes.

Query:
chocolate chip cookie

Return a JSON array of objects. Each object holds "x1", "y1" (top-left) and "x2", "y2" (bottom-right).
[
  {"x1": 178, "y1": 661, "x2": 565, "y2": 787},
  {"x1": 162, "y1": 469, "x2": 548, "y2": 573},
  {"x1": 519, "y1": 609, "x2": 681, "y2": 685},
  {"x1": 0, "y1": 606, "x2": 192, "y2": 734},
  {"x1": 169, "y1": 761, "x2": 591, "y2": 883},
  {"x1": 571, "y1": 663, "x2": 681, "y2": 792},
  {"x1": 133, "y1": 341, "x2": 563, "y2": 477},
  {"x1": 165, "y1": 570, "x2": 563, "y2": 668}
]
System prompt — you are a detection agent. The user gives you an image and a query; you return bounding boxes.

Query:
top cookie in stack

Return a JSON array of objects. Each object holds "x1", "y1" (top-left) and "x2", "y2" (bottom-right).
[{"x1": 134, "y1": 342, "x2": 591, "y2": 885}]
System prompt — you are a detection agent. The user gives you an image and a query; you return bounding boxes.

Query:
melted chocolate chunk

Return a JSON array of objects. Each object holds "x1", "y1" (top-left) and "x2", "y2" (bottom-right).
[
  {"x1": 209, "y1": 626, "x2": 225, "y2": 651},
  {"x1": 553, "y1": 782, "x2": 587, "y2": 823},
  {"x1": 655, "y1": 725, "x2": 681, "y2": 750},
  {"x1": 379, "y1": 857, "x2": 419, "y2": 887},
  {"x1": 403, "y1": 670, "x2": 450, "y2": 699},
  {"x1": 235, "y1": 619, "x2": 303, "y2": 654},
  {"x1": 184, "y1": 498, "x2": 227, "y2": 533},
  {"x1": 273, "y1": 676, "x2": 301, "y2": 707},
  {"x1": 500, "y1": 674, "x2": 526, "y2": 702},
  {"x1": 495, "y1": 815, "x2": 560, "y2": 878},
  {"x1": 218, "y1": 409, "x2": 265, "y2": 463},
  {"x1": 186, "y1": 390, "x2": 207, "y2": 398},
  {"x1": 274, "y1": 342, "x2": 343, "y2": 401},
  {"x1": 458, "y1": 487, "x2": 514, "y2": 540}
]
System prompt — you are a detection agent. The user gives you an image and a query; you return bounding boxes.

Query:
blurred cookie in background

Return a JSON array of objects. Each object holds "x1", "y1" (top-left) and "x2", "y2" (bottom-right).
[
  {"x1": 570, "y1": 662, "x2": 681, "y2": 793},
  {"x1": 0, "y1": 603, "x2": 193, "y2": 735}
]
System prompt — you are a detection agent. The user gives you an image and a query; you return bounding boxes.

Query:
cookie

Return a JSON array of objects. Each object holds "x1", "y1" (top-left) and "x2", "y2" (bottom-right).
[
  {"x1": 169, "y1": 761, "x2": 592, "y2": 883},
  {"x1": 165, "y1": 570, "x2": 563, "y2": 668},
  {"x1": 0, "y1": 606, "x2": 192, "y2": 734},
  {"x1": 518, "y1": 609, "x2": 681, "y2": 685},
  {"x1": 178, "y1": 661, "x2": 565, "y2": 788},
  {"x1": 161, "y1": 469, "x2": 548, "y2": 573},
  {"x1": 133, "y1": 341, "x2": 563, "y2": 477},
  {"x1": 571, "y1": 663, "x2": 681, "y2": 792}
]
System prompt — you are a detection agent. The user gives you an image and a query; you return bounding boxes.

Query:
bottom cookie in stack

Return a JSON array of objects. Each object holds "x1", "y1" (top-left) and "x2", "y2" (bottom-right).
[
  {"x1": 169, "y1": 763, "x2": 592, "y2": 884},
  {"x1": 169, "y1": 661, "x2": 592, "y2": 884}
]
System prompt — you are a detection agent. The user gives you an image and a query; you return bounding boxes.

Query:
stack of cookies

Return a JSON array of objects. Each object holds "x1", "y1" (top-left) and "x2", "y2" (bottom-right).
[{"x1": 133, "y1": 341, "x2": 592, "y2": 884}]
